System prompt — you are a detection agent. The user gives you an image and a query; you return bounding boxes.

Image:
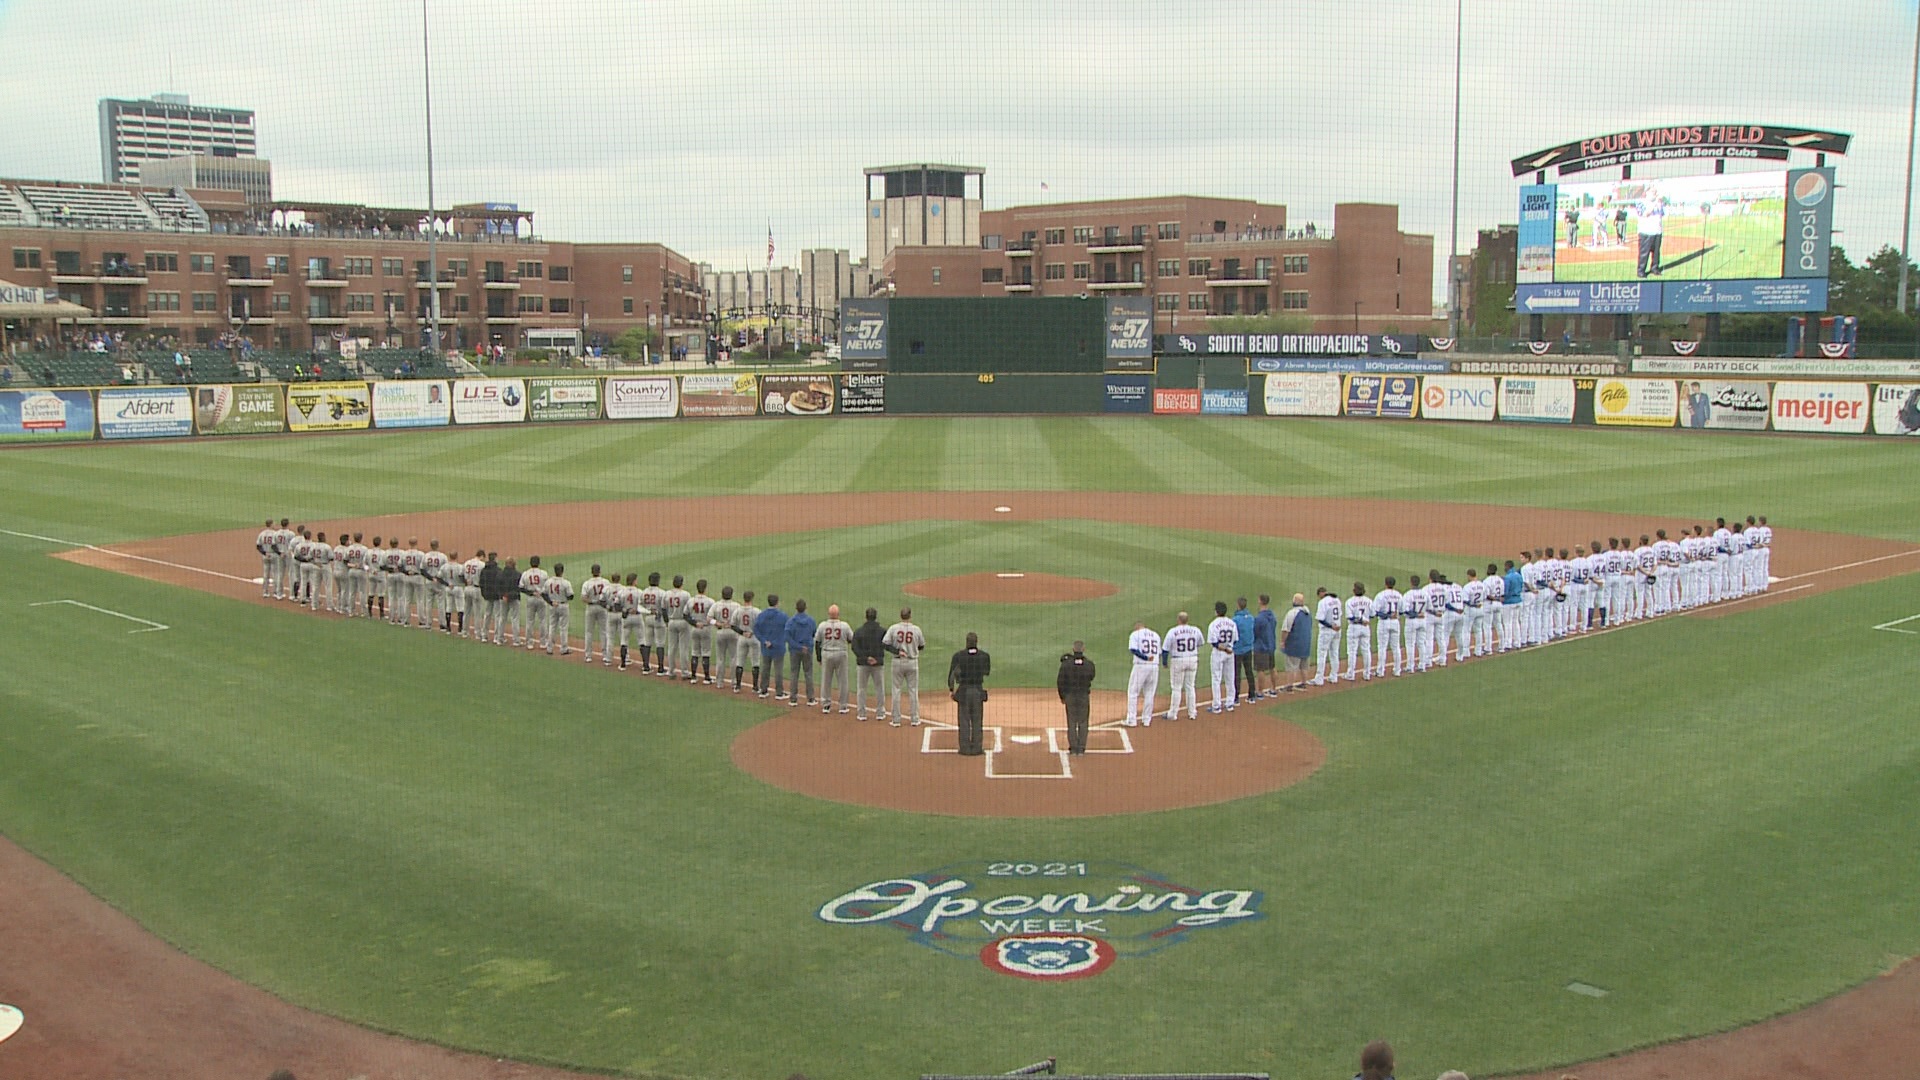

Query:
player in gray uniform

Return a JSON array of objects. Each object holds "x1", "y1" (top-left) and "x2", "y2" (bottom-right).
[
  {"x1": 380, "y1": 539, "x2": 406, "y2": 623},
  {"x1": 328, "y1": 534, "x2": 350, "y2": 614},
  {"x1": 397, "y1": 537, "x2": 426, "y2": 628},
  {"x1": 815, "y1": 603, "x2": 854, "y2": 713},
  {"x1": 686, "y1": 580, "x2": 715, "y2": 683},
  {"x1": 341, "y1": 533, "x2": 369, "y2": 618},
  {"x1": 305, "y1": 532, "x2": 333, "y2": 612},
  {"x1": 616, "y1": 573, "x2": 645, "y2": 669},
  {"x1": 710, "y1": 587, "x2": 740, "y2": 686},
  {"x1": 638, "y1": 572, "x2": 667, "y2": 675},
  {"x1": 579, "y1": 565, "x2": 612, "y2": 664},
  {"x1": 518, "y1": 556, "x2": 551, "y2": 651},
  {"x1": 255, "y1": 520, "x2": 278, "y2": 598},
  {"x1": 458, "y1": 548, "x2": 485, "y2": 637},
  {"x1": 882, "y1": 608, "x2": 925, "y2": 727},
  {"x1": 365, "y1": 535, "x2": 386, "y2": 619},
  {"x1": 274, "y1": 518, "x2": 296, "y2": 601},
  {"x1": 731, "y1": 591, "x2": 760, "y2": 692},
  {"x1": 422, "y1": 540, "x2": 450, "y2": 631},
  {"x1": 543, "y1": 564, "x2": 574, "y2": 655},
  {"x1": 664, "y1": 575, "x2": 693, "y2": 679}
]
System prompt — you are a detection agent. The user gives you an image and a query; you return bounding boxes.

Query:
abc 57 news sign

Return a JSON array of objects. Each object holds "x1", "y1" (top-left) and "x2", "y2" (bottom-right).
[
  {"x1": 1418, "y1": 375, "x2": 1496, "y2": 422},
  {"x1": 1103, "y1": 296, "x2": 1154, "y2": 370}
]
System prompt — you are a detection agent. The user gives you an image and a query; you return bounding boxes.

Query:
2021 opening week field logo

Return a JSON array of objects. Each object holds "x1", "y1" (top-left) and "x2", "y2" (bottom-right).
[{"x1": 817, "y1": 861, "x2": 1261, "y2": 980}]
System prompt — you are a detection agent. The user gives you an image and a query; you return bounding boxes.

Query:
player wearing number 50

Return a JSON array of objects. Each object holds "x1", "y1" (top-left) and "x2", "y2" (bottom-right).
[
  {"x1": 948, "y1": 632, "x2": 991, "y2": 757},
  {"x1": 1161, "y1": 612, "x2": 1203, "y2": 722},
  {"x1": 1123, "y1": 622, "x2": 1161, "y2": 727}
]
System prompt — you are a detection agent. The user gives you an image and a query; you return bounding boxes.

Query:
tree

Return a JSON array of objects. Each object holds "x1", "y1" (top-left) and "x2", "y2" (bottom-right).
[
  {"x1": 1205, "y1": 312, "x2": 1313, "y2": 336},
  {"x1": 611, "y1": 326, "x2": 661, "y2": 361}
]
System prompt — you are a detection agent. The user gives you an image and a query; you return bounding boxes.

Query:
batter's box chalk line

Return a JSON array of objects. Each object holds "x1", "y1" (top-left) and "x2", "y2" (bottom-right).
[
  {"x1": 1047, "y1": 726, "x2": 1134, "y2": 754},
  {"x1": 919, "y1": 722, "x2": 1003, "y2": 755},
  {"x1": 1871, "y1": 613, "x2": 1920, "y2": 635},
  {"x1": 985, "y1": 744, "x2": 1073, "y2": 780},
  {"x1": 29, "y1": 599, "x2": 169, "y2": 633}
]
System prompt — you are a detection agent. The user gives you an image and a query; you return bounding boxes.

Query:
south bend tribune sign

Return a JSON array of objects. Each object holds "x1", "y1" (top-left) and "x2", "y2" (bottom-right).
[{"x1": 817, "y1": 861, "x2": 1262, "y2": 980}]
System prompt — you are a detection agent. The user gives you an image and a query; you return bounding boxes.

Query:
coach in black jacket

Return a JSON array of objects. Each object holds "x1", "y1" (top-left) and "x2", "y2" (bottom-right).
[
  {"x1": 1057, "y1": 641, "x2": 1096, "y2": 754},
  {"x1": 851, "y1": 608, "x2": 887, "y2": 721}
]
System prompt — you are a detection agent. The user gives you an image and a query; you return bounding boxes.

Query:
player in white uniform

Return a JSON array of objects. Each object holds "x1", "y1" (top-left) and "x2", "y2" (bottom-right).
[
  {"x1": 711, "y1": 587, "x2": 740, "y2": 683},
  {"x1": 1371, "y1": 578, "x2": 1405, "y2": 678},
  {"x1": 328, "y1": 534, "x2": 350, "y2": 614},
  {"x1": 617, "y1": 574, "x2": 646, "y2": 669},
  {"x1": 663, "y1": 575, "x2": 693, "y2": 679},
  {"x1": 394, "y1": 538, "x2": 424, "y2": 627},
  {"x1": 254, "y1": 520, "x2": 278, "y2": 598},
  {"x1": 288, "y1": 530, "x2": 314, "y2": 608},
  {"x1": 1630, "y1": 536, "x2": 1655, "y2": 621},
  {"x1": 420, "y1": 540, "x2": 450, "y2": 631},
  {"x1": 1749, "y1": 515, "x2": 1772, "y2": 590},
  {"x1": 1124, "y1": 622, "x2": 1162, "y2": 726},
  {"x1": 882, "y1": 609, "x2": 925, "y2": 727},
  {"x1": 1401, "y1": 575, "x2": 1430, "y2": 672},
  {"x1": 1709, "y1": 519, "x2": 1734, "y2": 603},
  {"x1": 458, "y1": 549, "x2": 485, "y2": 637},
  {"x1": 1341, "y1": 584, "x2": 1374, "y2": 682},
  {"x1": 1420, "y1": 576, "x2": 1448, "y2": 664},
  {"x1": 274, "y1": 519, "x2": 297, "y2": 601},
  {"x1": 1519, "y1": 553, "x2": 1545, "y2": 645},
  {"x1": 1459, "y1": 569, "x2": 1487, "y2": 657},
  {"x1": 1495, "y1": 562, "x2": 1521, "y2": 651},
  {"x1": 688, "y1": 581, "x2": 716, "y2": 683},
  {"x1": 1205, "y1": 602, "x2": 1239, "y2": 712},
  {"x1": 1162, "y1": 612, "x2": 1204, "y2": 720},
  {"x1": 1478, "y1": 563, "x2": 1504, "y2": 654},
  {"x1": 578, "y1": 566, "x2": 612, "y2": 663},
  {"x1": 637, "y1": 573, "x2": 667, "y2": 675},
  {"x1": 1311, "y1": 588, "x2": 1343, "y2": 685},
  {"x1": 517, "y1": 557, "x2": 551, "y2": 650},
  {"x1": 306, "y1": 532, "x2": 334, "y2": 613},
  {"x1": 542, "y1": 565, "x2": 574, "y2": 655},
  {"x1": 1431, "y1": 574, "x2": 1461, "y2": 664}
]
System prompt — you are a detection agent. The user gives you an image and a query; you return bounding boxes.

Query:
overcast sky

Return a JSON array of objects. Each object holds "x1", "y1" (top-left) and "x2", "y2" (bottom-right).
[{"x1": 1, "y1": 0, "x2": 1917, "y2": 302}]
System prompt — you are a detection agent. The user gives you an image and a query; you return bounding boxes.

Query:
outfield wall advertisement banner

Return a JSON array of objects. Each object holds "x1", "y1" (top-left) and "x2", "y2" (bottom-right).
[
  {"x1": 1873, "y1": 384, "x2": 1920, "y2": 435},
  {"x1": 1250, "y1": 356, "x2": 1448, "y2": 374},
  {"x1": 1102, "y1": 375, "x2": 1153, "y2": 413},
  {"x1": 1679, "y1": 381, "x2": 1770, "y2": 431},
  {"x1": 1200, "y1": 387, "x2": 1248, "y2": 416},
  {"x1": 839, "y1": 373, "x2": 886, "y2": 415},
  {"x1": 761, "y1": 375, "x2": 836, "y2": 417},
  {"x1": 528, "y1": 377, "x2": 601, "y2": 422},
  {"x1": 1163, "y1": 333, "x2": 1423, "y2": 357},
  {"x1": 195, "y1": 384, "x2": 286, "y2": 435},
  {"x1": 451, "y1": 378, "x2": 526, "y2": 425},
  {"x1": 371, "y1": 380, "x2": 450, "y2": 429},
  {"x1": 1420, "y1": 376, "x2": 1497, "y2": 422},
  {"x1": 1103, "y1": 296, "x2": 1154, "y2": 369},
  {"x1": 1456, "y1": 359, "x2": 1620, "y2": 376},
  {"x1": 1496, "y1": 377, "x2": 1576, "y2": 424},
  {"x1": 1592, "y1": 379, "x2": 1678, "y2": 427},
  {"x1": 604, "y1": 376, "x2": 679, "y2": 420},
  {"x1": 1153, "y1": 387, "x2": 1200, "y2": 415},
  {"x1": 1769, "y1": 381, "x2": 1869, "y2": 434},
  {"x1": 98, "y1": 386, "x2": 193, "y2": 439},
  {"x1": 286, "y1": 381, "x2": 371, "y2": 432},
  {"x1": 1664, "y1": 278, "x2": 1827, "y2": 313},
  {"x1": 680, "y1": 373, "x2": 758, "y2": 417},
  {"x1": 1261, "y1": 373, "x2": 1341, "y2": 416},
  {"x1": 1517, "y1": 185, "x2": 1557, "y2": 283},
  {"x1": 1516, "y1": 281, "x2": 1662, "y2": 315},
  {"x1": 839, "y1": 298, "x2": 889, "y2": 370},
  {"x1": 0, "y1": 389, "x2": 93, "y2": 441},
  {"x1": 1633, "y1": 356, "x2": 1920, "y2": 378},
  {"x1": 1343, "y1": 375, "x2": 1418, "y2": 418}
]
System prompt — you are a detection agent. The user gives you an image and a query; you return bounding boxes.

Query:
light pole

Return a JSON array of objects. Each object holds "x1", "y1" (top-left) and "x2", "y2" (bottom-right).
[
  {"x1": 421, "y1": 0, "x2": 441, "y2": 352},
  {"x1": 1448, "y1": 0, "x2": 1464, "y2": 339},
  {"x1": 1903, "y1": 8, "x2": 1920, "y2": 313}
]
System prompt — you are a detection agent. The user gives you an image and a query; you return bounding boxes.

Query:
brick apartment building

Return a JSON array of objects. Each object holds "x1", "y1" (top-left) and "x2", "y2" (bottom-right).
[
  {"x1": 881, "y1": 193, "x2": 1436, "y2": 334},
  {"x1": 0, "y1": 177, "x2": 703, "y2": 353}
]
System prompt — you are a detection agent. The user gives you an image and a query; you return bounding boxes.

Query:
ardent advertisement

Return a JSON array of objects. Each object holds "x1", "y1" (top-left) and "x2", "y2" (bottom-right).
[
  {"x1": 1769, "y1": 381, "x2": 1868, "y2": 434},
  {"x1": 1342, "y1": 375, "x2": 1419, "y2": 419},
  {"x1": 604, "y1": 375, "x2": 680, "y2": 420},
  {"x1": 1678, "y1": 380, "x2": 1769, "y2": 431},
  {"x1": 1873, "y1": 383, "x2": 1920, "y2": 436},
  {"x1": 451, "y1": 378, "x2": 526, "y2": 425},
  {"x1": 371, "y1": 380, "x2": 450, "y2": 429},
  {"x1": 528, "y1": 377, "x2": 601, "y2": 422},
  {"x1": 680, "y1": 373, "x2": 758, "y2": 417},
  {"x1": 839, "y1": 373, "x2": 887, "y2": 415},
  {"x1": 1262, "y1": 373, "x2": 1341, "y2": 416},
  {"x1": 1200, "y1": 387, "x2": 1248, "y2": 416},
  {"x1": 286, "y1": 381, "x2": 371, "y2": 432},
  {"x1": 1102, "y1": 375, "x2": 1153, "y2": 414},
  {"x1": 195, "y1": 383, "x2": 286, "y2": 435},
  {"x1": 98, "y1": 386, "x2": 193, "y2": 439},
  {"x1": 0, "y1": 389, "x2": 94, "y2": 442},
  {"x1": 1496, "y1": 377, "x2": 1575, "y2": 424},
  {"x1": 1592, "y1": 378, "x2": 1678, "y2": 427},
  {"x1": 1419, "y1": 375, "x2": 1497, "y2": 422},
  {"x1": 1153, "y1": 387, "x2": 1200, "y2": 415},
  {"x1": 761, "y1": 374, "x2": 836, "y2": 416}
]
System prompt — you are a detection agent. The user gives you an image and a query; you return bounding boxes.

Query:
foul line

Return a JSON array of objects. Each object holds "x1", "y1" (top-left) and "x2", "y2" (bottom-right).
[
  {"x1": 1872, "y1": 613, "x2": 1920, "y2": 635},
  {"x1": 1779, "y1": 549, "x2": 1920, "y2": 581},
  {"x1": 1, "y1": 528, "x2": 256, "y2": 585},
  {"x1": 29, "y1": 599, "x2": 169, "y2": 633}
]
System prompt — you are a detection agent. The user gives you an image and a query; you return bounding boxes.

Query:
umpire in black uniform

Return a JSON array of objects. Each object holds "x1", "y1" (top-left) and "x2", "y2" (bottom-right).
[
  {"x1": 948, "y1": 632, "x2": 991, "y2": 756},
  {"x1": 1057, "y1": 640, "x2": 1096, "y2": 754}
]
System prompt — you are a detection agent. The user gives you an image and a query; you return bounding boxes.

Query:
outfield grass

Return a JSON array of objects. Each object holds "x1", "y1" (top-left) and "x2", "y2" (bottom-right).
[{"x1": 2, "y1": 417, "x2": 1917, "y2": 1079}]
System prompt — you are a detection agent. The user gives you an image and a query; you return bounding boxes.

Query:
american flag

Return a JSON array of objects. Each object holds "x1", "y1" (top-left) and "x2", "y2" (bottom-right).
[{"x1": 766, "y1": 224, "x2": 774, "y2": 266}]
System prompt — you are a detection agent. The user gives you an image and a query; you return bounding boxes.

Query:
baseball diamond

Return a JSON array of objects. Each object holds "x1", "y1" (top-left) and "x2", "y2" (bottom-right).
[{"x1": 3, "y1": 416, "x2": 1920, "y2": 1080}]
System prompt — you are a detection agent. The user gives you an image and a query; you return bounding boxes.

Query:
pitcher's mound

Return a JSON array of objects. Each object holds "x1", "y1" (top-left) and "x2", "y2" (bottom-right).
[
  {"x1": 905, "y1": 572, "x2": 1117, "y2": 603},
  {"x1": 732, "y1": 688, "x2": 1325, "y2": 817}
]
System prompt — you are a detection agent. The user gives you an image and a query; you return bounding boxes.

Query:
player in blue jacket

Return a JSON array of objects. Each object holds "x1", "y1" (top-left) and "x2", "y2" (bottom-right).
[
  {"x1": 783, "y1": 599, "x2": 818, "y2": 706},
  {"x1": 1231, "y1": 598, "x2": 1258, "y2": 705},
  {"x1": 752, "y1": 595, "x2": 789, "y2": 700}
]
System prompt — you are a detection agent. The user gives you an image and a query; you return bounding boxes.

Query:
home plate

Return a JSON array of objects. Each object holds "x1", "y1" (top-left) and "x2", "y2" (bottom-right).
[
  {"x1": 0, "y1": 1003, "x2": 21, "y2": 1044},
  {"x1": 1009, "y1": 734, "x2": 1043, "y2": 745}
]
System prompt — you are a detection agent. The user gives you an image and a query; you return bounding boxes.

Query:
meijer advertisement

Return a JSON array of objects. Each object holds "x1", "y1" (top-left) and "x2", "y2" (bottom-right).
[
  {"x1": 1592, "y1": 379, "x2": 1677, "y2": 427},
  {"x1": 451, "y1": 378, "x2": 527, "y2": 425},
  {"x1": 1769, "y1": 381, "x2": 1868, "y2": 434}
]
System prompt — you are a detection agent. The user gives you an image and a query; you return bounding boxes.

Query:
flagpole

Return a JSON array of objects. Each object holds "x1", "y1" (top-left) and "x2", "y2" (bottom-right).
[{"x1": 766, "y1": 222, "x2": 774, "y2": 365}]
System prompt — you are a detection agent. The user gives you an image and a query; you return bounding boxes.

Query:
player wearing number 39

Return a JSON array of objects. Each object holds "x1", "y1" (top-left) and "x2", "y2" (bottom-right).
[{"x1": 1124, "y1": 622, "x2": 1161, "y2": 727}]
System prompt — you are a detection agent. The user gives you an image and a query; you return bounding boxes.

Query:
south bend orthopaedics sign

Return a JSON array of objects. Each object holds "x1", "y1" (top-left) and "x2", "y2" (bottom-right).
[{"x1": 817, "y1": 861, "x2": 1262, "y2": 980}]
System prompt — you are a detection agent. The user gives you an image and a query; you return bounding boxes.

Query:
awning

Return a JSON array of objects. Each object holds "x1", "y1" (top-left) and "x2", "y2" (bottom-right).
[{"x1": 0, "y1": 279, "x2": 91, "y2": 319}]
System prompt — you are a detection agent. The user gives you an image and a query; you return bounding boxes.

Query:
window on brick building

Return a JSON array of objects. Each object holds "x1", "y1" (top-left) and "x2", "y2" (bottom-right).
[
  {"x1": 1044, "y1": 228, "x2": 1065, "y2": 245},
  {"x1": 1188, "y1": 293, "x2": 1208, "y2": 311},
  {"x1": 1157, "y1": 222, "x2": 1180, "y2": 240},
  {"x1": 1072, "y1": 226, "x2": 1093, "y2": 244},
  {"x1": 1282, "y1": 290, "x2": 1310, "y2": 310},
  {"x1": 1044, "y1": 263, "x2": 1066, "y2": 281},
  {"x1": 13, "y1": 248, "x2": 41, "y2": 269},
  {"x1": 1188, "y1": 258, "x2": 1211, "y2": 278},
  {"x1": 1283, "y1": 255, "x2": 1309, "y2": 274},
  {"x1": 1155, "y1": 293, "x2": 1178, "y2": 312},
  {"x1": 1071, "y1": 262, "x2": 1090, "y2": 280},
  {"x1": 1157, "y1": 259, "x2": 1179, "y2": 277}
]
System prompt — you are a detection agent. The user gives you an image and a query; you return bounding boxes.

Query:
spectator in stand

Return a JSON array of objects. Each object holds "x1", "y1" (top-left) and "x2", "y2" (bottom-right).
[{"x1": 1353, "y1": 1040, "x2": 1395, "y2": 1080}]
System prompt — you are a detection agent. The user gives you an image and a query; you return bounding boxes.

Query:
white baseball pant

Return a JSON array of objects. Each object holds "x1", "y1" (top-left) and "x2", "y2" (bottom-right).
[{"x1": 1126, "y1": 663, "x2": 1160, "y2": 725}]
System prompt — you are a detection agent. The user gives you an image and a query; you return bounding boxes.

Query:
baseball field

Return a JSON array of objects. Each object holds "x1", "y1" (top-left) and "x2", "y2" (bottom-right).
[{"x1": 3, "y1": 415, "x2": 1920, "y2": 1079}]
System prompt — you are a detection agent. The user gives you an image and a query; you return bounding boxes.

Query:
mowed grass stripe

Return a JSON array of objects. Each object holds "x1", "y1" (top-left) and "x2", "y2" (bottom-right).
[
  {"x1": 851, "y1": 417, "x2": 950, "y2": 491},
  {"x1": 1037, "y1": 418, "x2": 1171, "y2": 492}
]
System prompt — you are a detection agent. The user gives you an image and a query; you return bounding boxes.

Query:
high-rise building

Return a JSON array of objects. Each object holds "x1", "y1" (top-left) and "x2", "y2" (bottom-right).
[
  {"x1": 864, "y1": 164, "x2": 981, "y2": 269},
  {"x1": 99, "y1": 94, "x2": 257, "y2": 185},
  {"x1": 138, "y1": 152, "x2": 273, "y2": 205}
]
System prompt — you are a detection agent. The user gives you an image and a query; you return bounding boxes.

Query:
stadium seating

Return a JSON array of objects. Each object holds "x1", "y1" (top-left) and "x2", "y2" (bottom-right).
[
  {"x1": 254, "y1": 352, "x2": 353, "y2": 382},
  {"x1": 17, "y1": 185, "x2": 157, "y2": 230},
  {"x1": 23, "y1": 354, "x2": 123, "y2": 387},
  {"x1": 359, "y1": 348, "x2": 458, "y2": 379}
]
